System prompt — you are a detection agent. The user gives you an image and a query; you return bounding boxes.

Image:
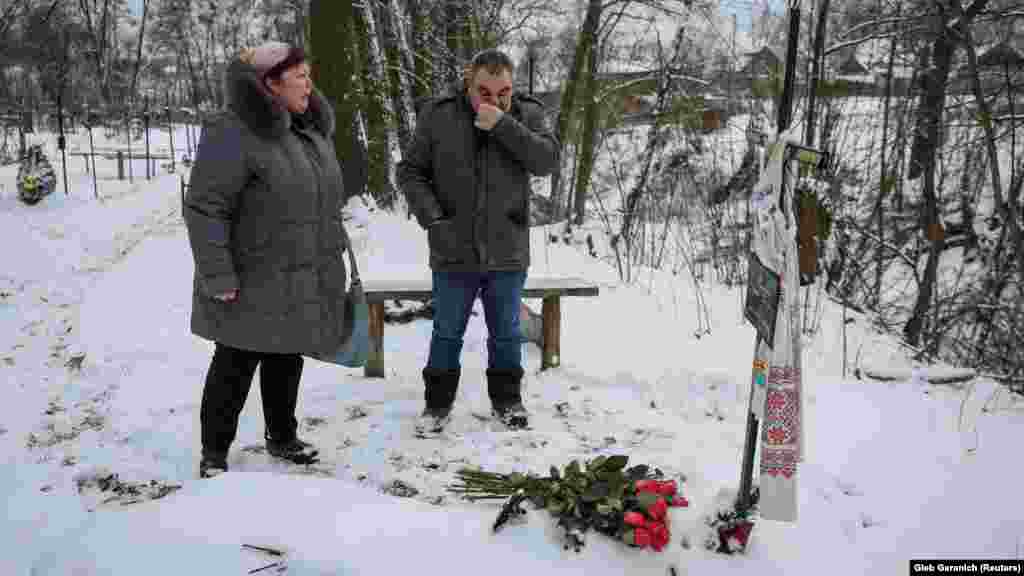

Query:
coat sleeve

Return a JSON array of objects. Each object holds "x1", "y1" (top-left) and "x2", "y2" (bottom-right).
[
  {"x1": 184, "y1": 116, "x2": 246, "y2": 297},
  {"x1": 490, "y1": 98, "x2": 560, "y2": 176},
  {"x1": 397, "y1": 103, "x2": 444, "y2": 229}
]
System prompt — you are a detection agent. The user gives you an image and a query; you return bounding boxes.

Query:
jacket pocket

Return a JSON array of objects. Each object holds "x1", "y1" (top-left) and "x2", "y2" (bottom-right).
[{"x1": 428, "y1": 219, "x2": 462, "y2": 264}]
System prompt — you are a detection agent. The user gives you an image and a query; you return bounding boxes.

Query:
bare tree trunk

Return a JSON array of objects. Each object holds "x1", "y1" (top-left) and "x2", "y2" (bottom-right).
[
  {"x1": 357, "y1": 0, "x2": 400, "y2": 206},
  {"x1": 77, "y1": 0, "x2": 113, "y2": 104},
  {"x1": 442, "y1": 0, "x2": 466, "y2": 87},
  {"x1": 960, "y1": 16, "x2": 1021, "y2": 283},
  {"x1": 129, "y1": 0, "x2": 149, "y2": 98},
  {"x1": 552, "y1": 0, "x2": 601, "y2": 219},
  {"x1": 572, "y1": 29, "x2": 600, "y2": 226},
  {"x1": 382, "y1": 0, "x2": 417, "y2": 150},
  {"x1": 803, "y1": 0, "x2": 830, "y2": 148},
  {"x1": 875, "y1": 20, "x2": 897, "y2": 307},
  {"x1": 904, "y1": 157, "x2": 943, "y2": 348},
  {"x1": 904, "y1": 9, "x2": 955, "y2": 346}
]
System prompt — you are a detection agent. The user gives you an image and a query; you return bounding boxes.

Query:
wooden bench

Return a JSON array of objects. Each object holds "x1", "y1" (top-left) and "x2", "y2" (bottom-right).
[{"x1": 361, "y1": 277, "x2": 600, "y2": 378}]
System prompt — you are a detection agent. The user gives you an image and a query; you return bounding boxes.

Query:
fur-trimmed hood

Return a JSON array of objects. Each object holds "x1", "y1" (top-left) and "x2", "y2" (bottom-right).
[{"x1": 224, "y1": 58, "x2": 335, "y2": 140}]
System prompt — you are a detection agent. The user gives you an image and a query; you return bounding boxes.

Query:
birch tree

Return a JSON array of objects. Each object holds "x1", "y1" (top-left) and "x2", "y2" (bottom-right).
[
  {"x1": 551, "y1": 0, "x2": 601, "y2": 217},
  {"x1": 355, "y1": 0, "x2": 400, "y2": 207},
  {"x1": 380, "y1": 0, "x2": 417, "y2": 150}
]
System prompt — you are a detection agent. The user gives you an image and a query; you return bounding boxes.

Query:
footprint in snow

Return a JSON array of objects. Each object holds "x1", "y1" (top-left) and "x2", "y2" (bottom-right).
[
  {"x1": 835, "y1": 479, "x2": 863, "y2": 496},
  {"x1": 381, "y1": 479, "x2": 419, "y2": 498},
  {"x1": 344, "y1": 405, "x2": 369, "y2": 421},
  {"x1": 73, "y1": 467, "x2": 183, "y2": 510},
  {"x1": 858, "y1": 512, "x2": 884, "y2": 529},
  {"x1": 303, "y1": 415, "x2": 329, "y2": 429}
]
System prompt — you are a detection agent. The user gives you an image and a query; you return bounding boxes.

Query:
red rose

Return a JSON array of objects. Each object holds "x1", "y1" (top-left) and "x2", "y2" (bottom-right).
[
  {"x1": 650, "y1": 522, "x2": 671, "y2": 551},
  {"x1": 623, "y1": 511, "x2": 647, "y2": 528},
  {"x1": 647, "y1": 497, "x2": 668, "y2": 521},
  {"x1": 634, "y1": 527, "x2": 652, "y2": 548},
  {"x1": 656, "y1": 480, "x2": 677, "y2": 496},
  {"x1": 635, "y1": 479, "x2": 658, "y2": 493}
]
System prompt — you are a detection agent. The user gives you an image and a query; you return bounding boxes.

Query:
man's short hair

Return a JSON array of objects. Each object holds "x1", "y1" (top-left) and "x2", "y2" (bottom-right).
[{"x1": 470, "y1": 49, "x2": 515, "y2": 77}]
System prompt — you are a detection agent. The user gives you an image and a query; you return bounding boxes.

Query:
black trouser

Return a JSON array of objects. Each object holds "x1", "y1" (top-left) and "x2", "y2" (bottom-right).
[{"x1": 200, "y1": 342, "x2": 304, "y2": 456}]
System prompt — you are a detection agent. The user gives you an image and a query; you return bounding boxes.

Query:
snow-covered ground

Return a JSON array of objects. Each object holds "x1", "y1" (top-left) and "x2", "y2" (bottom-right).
[{"x1": 2, "y1": 127, "x2": 1023, "y2": 575}]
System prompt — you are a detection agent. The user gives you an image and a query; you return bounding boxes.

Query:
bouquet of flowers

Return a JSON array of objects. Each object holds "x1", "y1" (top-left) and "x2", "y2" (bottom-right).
[{"x1": 448, "y1": 455, "x2": 688, "y2": 553}]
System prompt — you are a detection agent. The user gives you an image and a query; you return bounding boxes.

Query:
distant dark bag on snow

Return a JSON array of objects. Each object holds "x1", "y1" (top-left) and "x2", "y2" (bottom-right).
[{"x1": 311, "y1": 244, "x2": 369, "y2": 368}]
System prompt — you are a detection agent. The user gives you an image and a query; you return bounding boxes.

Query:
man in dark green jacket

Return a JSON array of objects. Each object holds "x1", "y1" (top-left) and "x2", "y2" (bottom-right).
[{"x1": 398, "y1": 49, "x2": 559, "y2": 435}]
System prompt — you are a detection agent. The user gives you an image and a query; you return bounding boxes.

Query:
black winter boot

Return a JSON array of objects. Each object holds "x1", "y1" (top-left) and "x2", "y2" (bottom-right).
[
  {"x1": 199, "y1": 450, "x2": 228, "y2": 479},
  {"x1": 265, "y1": 435, "x2": 320, "y2": 465},
  {"x1": 487, "y1": 367, "x2": 529, "y2": 430},
  {"x1": 416, "y1": 367, "x2": 460, "y2": 436}
]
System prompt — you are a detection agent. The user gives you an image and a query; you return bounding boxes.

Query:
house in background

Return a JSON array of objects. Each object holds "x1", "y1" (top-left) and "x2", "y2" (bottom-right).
[
  {"x1": 836, "y1": 52, "x2": 870, "y2": 77},
  {"x1": 828, "y1": 48, "x2": 877, "y2": 95},
  {"x1": 737, "y1": 46, "x2": 785, "y2": 82},
  {"x1": 958, "y1": 41, "x2": 1024, "y2": 114}
]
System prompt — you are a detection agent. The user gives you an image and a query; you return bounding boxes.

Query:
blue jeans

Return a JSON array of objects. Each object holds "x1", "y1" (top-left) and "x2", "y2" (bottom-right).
[{"x1": 427, "y1": 271, "x2": 527, "y2": 372}]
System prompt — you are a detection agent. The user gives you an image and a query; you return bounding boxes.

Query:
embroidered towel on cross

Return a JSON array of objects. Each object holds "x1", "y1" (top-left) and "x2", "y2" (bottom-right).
[{"x1": 750, "y1": 142, "x2": 803, "y2": 523}]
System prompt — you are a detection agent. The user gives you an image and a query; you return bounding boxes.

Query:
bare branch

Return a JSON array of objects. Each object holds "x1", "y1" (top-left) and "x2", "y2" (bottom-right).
[
  {"x1": 825, "y1": 31, "x2": 909, "y2": 57},
  {"x1": 833, "y1": 13, "x2": 922, "y2": 42}
]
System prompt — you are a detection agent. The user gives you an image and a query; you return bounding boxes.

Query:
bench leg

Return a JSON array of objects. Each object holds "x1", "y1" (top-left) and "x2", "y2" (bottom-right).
[
  {"x1": 541, "y1": 296, "x2": 561, "y2": 370},
  {"x1": 364, "y1": 302, "x2": 386, "y2": 378}
]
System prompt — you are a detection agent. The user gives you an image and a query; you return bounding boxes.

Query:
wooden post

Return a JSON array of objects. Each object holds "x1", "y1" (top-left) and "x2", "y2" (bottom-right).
[
  {"x1": 144, "y1": 98, "x2": 151, "y2": 180},
  {"x1": 364, "y1": 301, "x2": 386, "y2": 378},
  {"x1": 56, "y1": 89, "x2": 69, "y2": 196},
  {"x1": 117, "y1": 150, "x2": 125, "y2": 181},
  {"x1": 125, "y1": 111, "x2": 133, "y2": 182},
  {"x1": 166, "y1": 100, "x2": 175, "y2": 172},
  {"x1": 541, "y1": 295, "x2": 561, "y2": 370},
  {"x1": 87, "y1": 124, "x2": 98, "y2": 198}
]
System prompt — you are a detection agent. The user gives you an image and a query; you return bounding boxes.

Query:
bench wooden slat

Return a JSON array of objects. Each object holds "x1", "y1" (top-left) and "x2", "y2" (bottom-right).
[
  {"x1": 359, "y1": 276, "x2": 599, "y2": 377},
  {"x1": 362, "y1": 276, "x2": 599, "y2": 302}
]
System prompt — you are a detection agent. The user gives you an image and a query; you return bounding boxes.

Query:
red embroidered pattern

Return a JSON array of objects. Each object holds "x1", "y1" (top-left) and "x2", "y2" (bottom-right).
[
  {"x1": 766, "y1": 391, "x2": 787, "y2": 412},
  {"x1": 761, "y1": 367, "x2": 801, "y2": 457},
  {"x1": 760, "y1": 447, "x2": 798, "y2": 478},
  {"x1": 768, "y1": 366, "x2": 797, "y2": 386}
]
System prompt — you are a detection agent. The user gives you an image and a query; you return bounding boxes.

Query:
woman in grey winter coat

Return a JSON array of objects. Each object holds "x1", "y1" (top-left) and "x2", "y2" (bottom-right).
[{"x1": 184, "y1": 42, "x2": 356, "y2": 478}]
